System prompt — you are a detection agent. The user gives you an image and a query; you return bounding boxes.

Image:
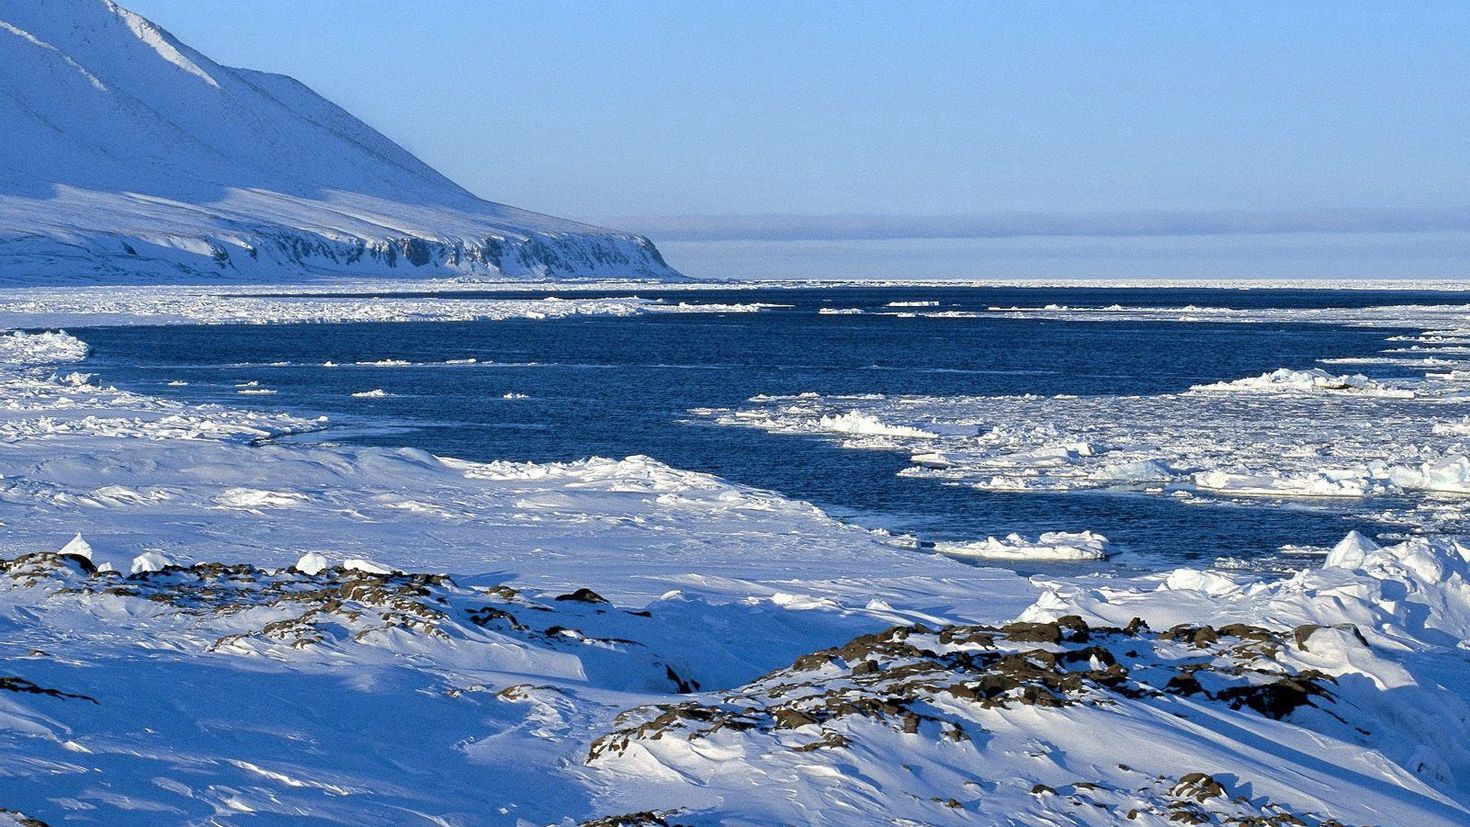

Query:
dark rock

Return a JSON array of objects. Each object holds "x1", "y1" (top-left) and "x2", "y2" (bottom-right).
[
  {"x1": 555, "y1": 588, "x2": 610, "y2": 604},
  {"x1": 0, "y1": 676, "x2": 97, "y2": 704},
  {"x1": 1000, "y1": 621, "x2": 1062, "y2": 644}
]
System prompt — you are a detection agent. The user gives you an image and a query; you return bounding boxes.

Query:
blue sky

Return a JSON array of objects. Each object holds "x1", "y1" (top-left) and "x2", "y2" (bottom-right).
[{"x1": 124, "y1": 0, "x2": 1470, "y2": 279}]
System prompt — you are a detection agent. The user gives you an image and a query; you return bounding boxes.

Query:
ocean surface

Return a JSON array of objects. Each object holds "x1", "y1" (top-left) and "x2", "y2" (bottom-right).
[{"x1": 76, "y1": 286, "x2": 1462, "y2": 572}]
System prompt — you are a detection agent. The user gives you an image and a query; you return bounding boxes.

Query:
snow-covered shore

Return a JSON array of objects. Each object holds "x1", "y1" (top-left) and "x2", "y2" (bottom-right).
[{"x1": 1, "y1": 304, "x2": 1469, "y2": 824}]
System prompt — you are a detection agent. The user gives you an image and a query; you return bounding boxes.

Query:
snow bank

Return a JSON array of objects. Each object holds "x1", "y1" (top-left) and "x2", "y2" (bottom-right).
[{"x1": 1028, "y1": 531, "x2": 1470, "y2": 654}]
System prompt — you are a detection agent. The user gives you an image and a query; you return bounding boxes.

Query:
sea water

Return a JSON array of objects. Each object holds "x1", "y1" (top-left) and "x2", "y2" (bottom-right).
[{"x1": 76, "y1": 286, "x2": 1458, "y2": 571}]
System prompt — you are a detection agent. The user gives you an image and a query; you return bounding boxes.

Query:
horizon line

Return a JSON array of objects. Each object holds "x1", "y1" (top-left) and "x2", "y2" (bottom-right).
[{"x1": 595, "y1": 207, "x2": 1470, "y2": 243}]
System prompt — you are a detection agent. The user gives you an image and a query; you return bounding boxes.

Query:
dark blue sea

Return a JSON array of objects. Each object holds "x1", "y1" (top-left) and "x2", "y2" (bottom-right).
[{"x1": 76, "y1": 286, "x2": 1463, "y2": 571}]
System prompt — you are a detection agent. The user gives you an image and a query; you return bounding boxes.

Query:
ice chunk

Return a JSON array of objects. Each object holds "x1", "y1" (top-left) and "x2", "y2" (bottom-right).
[
  {"x1": 293, "y1": 552, "x2": 329, "y2": 575},
  {"x1": 343, "y1": 558, "x2": 397, "y2": 575},
  {"x1": 130, "y1": 551, "x2": 174, "y2": 574},
  {"x1": 1325, "y1": 530, "x2": 1382, "y2": 570},
  {"x1": 0, "y1": 330, "x2": 90, "y2": 365},
  {"x1": 935, "y1": 530, "x2": 1110, "y2": 561},
  {"x1": 816, "y1": 412, "x2": 936, "y2": 439},
  {"x1": 1190, "y1": 368, "x2": 1413, "y2": 397},
  {"x1": 58, "y1": 532, "x2": 93, "y2": 561}
]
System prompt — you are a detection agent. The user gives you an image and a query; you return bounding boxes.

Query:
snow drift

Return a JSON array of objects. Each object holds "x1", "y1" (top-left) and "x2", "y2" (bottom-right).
[{"x1": 0, "y1": 0, "x2": 681, "y2": 282}]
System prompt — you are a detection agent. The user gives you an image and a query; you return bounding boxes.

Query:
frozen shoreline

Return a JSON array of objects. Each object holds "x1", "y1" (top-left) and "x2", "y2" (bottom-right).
[{"x1": 1, "y1": 298, "x2": 1469, "y2": 824}]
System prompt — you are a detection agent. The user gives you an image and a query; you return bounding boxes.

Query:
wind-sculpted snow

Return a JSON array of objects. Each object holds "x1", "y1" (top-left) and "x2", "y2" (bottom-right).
[
  {"x1": 1021, "y1": 533, "x2": 1470, "y2": 797},
  {"x1": 0, "y1": 0, "x2": 680, "y2": 282}
]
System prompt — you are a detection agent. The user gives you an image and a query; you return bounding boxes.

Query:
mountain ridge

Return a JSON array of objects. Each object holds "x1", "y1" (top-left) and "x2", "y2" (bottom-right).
[{"x1": 0, "y1": 0, "x2": 683, "y2": 282}]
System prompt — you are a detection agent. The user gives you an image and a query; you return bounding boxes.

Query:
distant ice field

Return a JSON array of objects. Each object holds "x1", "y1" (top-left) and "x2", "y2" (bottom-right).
[{"x1": 72, "y1": 284, "x2": 1470, "y2": 572}]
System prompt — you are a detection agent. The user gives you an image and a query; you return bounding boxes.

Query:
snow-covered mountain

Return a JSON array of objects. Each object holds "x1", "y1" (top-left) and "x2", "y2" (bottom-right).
[{"x1": 0, "y1": 0, "x2": 682, "y2": 282}]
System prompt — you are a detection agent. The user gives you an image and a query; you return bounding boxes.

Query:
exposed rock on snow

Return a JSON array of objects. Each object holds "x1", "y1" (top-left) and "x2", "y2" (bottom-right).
[
  {"x1": 587, "y1": 611, "x2": 1464, "y2": 825},
  {"x1": 0, "y1": 0, "x2": 680, "y2": 282}
]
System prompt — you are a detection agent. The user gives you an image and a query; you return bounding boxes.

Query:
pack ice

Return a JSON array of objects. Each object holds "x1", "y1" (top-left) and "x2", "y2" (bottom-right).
[{"x1": 704, "y1": 302, "x2": 1470, "y2": 541}]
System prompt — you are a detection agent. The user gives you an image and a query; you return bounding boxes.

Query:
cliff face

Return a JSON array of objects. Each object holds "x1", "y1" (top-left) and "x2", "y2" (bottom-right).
[{"x1": 0, "y1": 0, "x2": 682, "y2": 282}]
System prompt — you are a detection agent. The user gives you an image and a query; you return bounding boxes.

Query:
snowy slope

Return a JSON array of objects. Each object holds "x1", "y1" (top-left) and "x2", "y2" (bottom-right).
[{"x1": 0, "y1": 0, "x2": 681, "y2": 282}]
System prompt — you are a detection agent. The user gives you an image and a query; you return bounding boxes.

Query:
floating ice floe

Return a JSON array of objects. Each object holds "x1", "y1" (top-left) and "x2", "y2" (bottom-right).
[
  {"x1": 816, "y1": 411, "x2": 937, "y2": 439},
  {"x1": 1192, "y1": 468, "x2": 1393, "y2": 498},
  {"x1": 0, "y1": 330, "x2": 89, "y2": 364},
  {"x1": 934, "y1": 530, "x2": 1110, "y2": 561},
  {"x1": 1189, "y1": 367, "x2": 1414, "y2": 397},
  {"x1": 700, "y1": 323, "x2": 1470, "y2": 532},
  {"x1": 0, "y1": 287, "x2": 781, "y2": 329}
]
